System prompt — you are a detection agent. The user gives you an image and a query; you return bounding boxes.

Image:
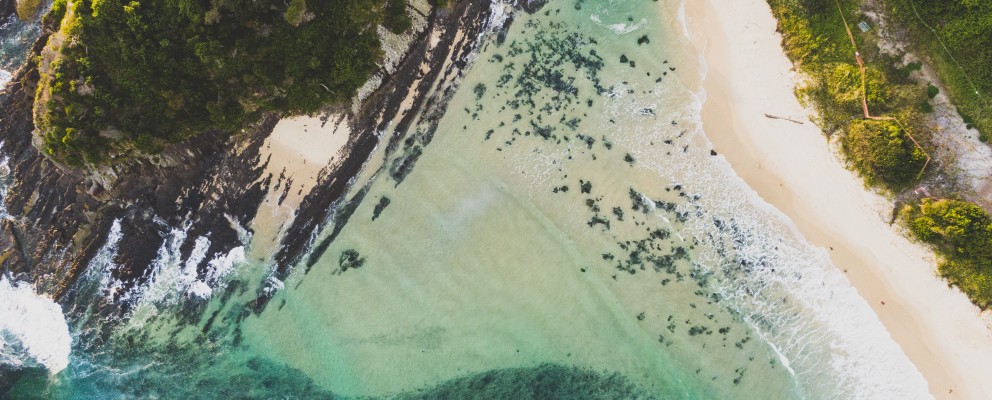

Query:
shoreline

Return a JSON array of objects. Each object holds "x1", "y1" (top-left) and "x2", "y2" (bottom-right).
[{"x1": 686, "y1": 1, "x2": 992, "y2": 399}]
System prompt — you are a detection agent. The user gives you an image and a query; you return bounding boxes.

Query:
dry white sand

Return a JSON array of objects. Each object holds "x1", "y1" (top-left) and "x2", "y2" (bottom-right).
[
  {"x1": 687, "y1": 1, "x2": 992, "y2": 398},
  {"x1": 247, "y1": 114, "x2": 352, "y2": 258}
]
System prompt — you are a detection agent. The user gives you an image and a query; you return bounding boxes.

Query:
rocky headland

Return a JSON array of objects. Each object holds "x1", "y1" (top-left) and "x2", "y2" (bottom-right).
[{"x1": 0, "y1": 0, "x2": 541, "y2": 319}]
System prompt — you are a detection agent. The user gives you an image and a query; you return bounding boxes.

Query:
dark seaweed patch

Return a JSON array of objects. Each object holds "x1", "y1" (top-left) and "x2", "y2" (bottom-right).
[
  {"x1": 395, "y1": 363, "x2": 655, "y2": 399},
  {"x1": 473, "y1": 83, "x2": 487, "y2": 99},
  {"x1": 371, "y1": 197, "x2": 391, "y2": 221},
  {"x1": 580, "y1": 180, "x2": 592, "y2": 194},
  {"x1": 338, "y1": 249, "x2": 366, "y2": 273}
]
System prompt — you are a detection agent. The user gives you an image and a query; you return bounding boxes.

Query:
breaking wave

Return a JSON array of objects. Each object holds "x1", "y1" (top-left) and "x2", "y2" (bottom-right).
[
  {"x1": 597, "y1": 39, "x2": 931, "y2": 399},
  {"x1": 0, "y1": 277, "x2": 72, "y2": 374}
]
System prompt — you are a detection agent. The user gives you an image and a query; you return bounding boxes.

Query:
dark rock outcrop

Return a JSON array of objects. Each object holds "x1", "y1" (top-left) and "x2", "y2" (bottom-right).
[
  {"x1": 0, "y1": 37, "x2": 272, "y2": 306},
  {"x1": 0, "y1": 0, "x2": 15, "y2": 20},
  {"x1": 0, "y1": 0, "x2": 532, "y2": 320},
  {"x1": 272, "y1": 0, "x2": 500, "y2": 276}
]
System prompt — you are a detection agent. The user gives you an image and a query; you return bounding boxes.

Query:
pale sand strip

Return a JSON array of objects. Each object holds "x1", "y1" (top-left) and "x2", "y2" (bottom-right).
[
  {"x1": 687, "y1": 1, "x2": 992, "y2": 398},
  {"x1": 247, "y1": 114, "x2": 352, "y2": 259}
]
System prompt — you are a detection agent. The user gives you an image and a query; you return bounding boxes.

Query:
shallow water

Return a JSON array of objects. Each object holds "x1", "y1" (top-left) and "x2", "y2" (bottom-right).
[
  {"x1": 3, "y1": 0, "x2": 932, "y2": 399},
  {"x1": 0, "y1": 5, "x2": 47, "y2": 89}
]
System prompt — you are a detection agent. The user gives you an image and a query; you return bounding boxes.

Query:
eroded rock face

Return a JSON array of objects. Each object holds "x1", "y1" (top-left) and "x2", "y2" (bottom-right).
[
  {"x1": 0, "y1": 0, "x2": 14, "y2": 20},
  {"x1": 0, "y1": 0, "x2": 532, "y2": 321},
  {"x1": 0, "y1": 47, "x2": 273, "y2": 304},
  {"x1": 0, "y1": 14, "x2": 274, "y2": 307},
  {"x1": 273, "y1": 0, "x2": 498, "y2": 276}
]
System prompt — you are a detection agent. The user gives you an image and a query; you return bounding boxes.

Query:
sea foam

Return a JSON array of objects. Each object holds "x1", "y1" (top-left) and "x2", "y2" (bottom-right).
[
  {"x1": 0, "y1": 277, "x2": 72, "y2": 374},
  {"x1": 598, "y1": 54, "x2": 932, "y2": 399}
]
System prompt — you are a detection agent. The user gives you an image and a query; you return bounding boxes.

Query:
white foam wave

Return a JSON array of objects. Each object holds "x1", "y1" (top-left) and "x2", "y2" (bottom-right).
[
  {"x1": 589, "y1": 14, "x2": 646, "y2": 35},
  {"x1": 186, "y1": 281, "x2": 212, "y2": 299},
  {"x1": 0, "y1": 144, "x2": 11, "y2": 219},
  {"x1": 119, "y1": 226, "x2": 197, "y2": 307},
  {"x1": 205, "y1": 246, "x2": 246, "y2": 286},
  {"x1": 225, "y1": 214, "x2": 252, "y2": 245},
  {"x1": 89, "y1": 219, "x2": 125, "y2": 300},
  {"x1": 0, "y1": 69, "x2": 11, "y2": 89},
  {"x1": 262, "y1": 276, "x2": 284, "y2": 296},
  {"x1": 116, "y1": 224, "x2": 250, "y2": 312},
  {"x1": 0, "y1": 277, "x2": 72, "y2": 374},
  {"x1": 599, "y1": 63, "x2": 931, "y2": 398},
  {"x1": 486, "y1": 0, "x2": 513, "y2": 33}
]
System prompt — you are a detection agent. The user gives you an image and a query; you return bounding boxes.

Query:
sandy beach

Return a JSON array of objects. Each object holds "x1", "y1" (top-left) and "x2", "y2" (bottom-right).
[
  {"x1": 247, "y1": 114, "x2": 353, "y2": 258},
  {"x1": 687, "y1": 1, "x2": 992, "y2": 398}
]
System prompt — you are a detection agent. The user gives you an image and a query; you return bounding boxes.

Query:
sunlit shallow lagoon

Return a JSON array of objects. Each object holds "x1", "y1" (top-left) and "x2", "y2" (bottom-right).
[{"x1": 2, "y1": 0, "x2": 930, "y2": 399}]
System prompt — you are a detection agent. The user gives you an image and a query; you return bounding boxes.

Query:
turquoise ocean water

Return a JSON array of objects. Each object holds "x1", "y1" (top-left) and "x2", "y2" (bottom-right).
[{"x1": 2, "y1": 0, "x2": 932, "y2": 399}]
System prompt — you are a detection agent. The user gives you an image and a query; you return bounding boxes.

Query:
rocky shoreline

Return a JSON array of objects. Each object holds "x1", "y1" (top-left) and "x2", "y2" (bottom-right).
[{"x1": 0, "y1": 0, "x2": 539, "y2": 318}]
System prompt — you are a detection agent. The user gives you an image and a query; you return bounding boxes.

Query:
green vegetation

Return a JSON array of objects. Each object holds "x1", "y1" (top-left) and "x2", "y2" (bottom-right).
[
  {"x1": 888, "y1": 0, "x2": 992, "y2": 140},
  {"x1": 34, "y1": 0, "x2": 406, "y2": 165},
  {"x1": 902, "y1": 199, "x2": 992, "y2": 308},
  {"x1": 15, "y1": 0, "x2": 44, "y2": 20},
  {"x1": 882, "y1": 0, "x2": 992, "y2": 308},
  {"x1": 769, "y1": 0, "x2": 992, "y2": 307},
  {"x1": 841, "y1": 119, "x2": 926, "y2": 191},
  {"x1": 769, "y1": 0, "x2": 930, "y2": 191},
  {"x1": 428, "y1": 0, "x2": 459, "y2": 8},
  {"x1": 283, "y1": 0, "x2": 307, "y2": 26},
  {"x1": 384, "y1": 0, "x2": 412, "y2": 34}
]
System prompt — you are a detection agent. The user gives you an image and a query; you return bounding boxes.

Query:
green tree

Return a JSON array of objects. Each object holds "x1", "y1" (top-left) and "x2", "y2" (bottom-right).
[{"x1": 34, "y1": 0, "x2": 395, "y2": 165}]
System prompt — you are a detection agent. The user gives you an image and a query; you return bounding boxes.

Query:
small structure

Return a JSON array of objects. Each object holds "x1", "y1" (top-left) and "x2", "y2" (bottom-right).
[{"x1": 858, "y1": 21, "x2": 871, "y2": 33}]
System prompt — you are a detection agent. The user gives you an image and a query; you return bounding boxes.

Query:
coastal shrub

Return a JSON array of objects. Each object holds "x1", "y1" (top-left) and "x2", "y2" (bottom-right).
[
  {"x1": 283, "y1": 0, "x2": 307, "y2": 26},
  {"x1": 770, "y1": 0, "x2": 857, "y2": 65},
  {"x1": 797, "y1": 62, "x2": 923, "y2": 135},
  {"x1": 775, "y1": 10, "x2": 826, "y2": 66},
  {"x1": 15, "y1": 0, "x2": 44, "y2": 20},
  {"x1": 34, "y1": 0, "x2": 395, "y2": 165},
  {"x1": 796, "y1": 74, "x2": 849, "y2": 131},
  {"x1": 384, "y1": 0, "x2": 412, "y2": 34},
  {"x1": 902, "y1": 199, "x2": 992, "y2": 308},
  {"x1": 43, "y1": 0, "x2": 67, "y2": 26},
  {"x1": 841, "y1": 119, "x2": 926, "y2": 191},
  {"x1": 797, "y1": 0, "x2": 832, "y2": 14},
  {"x1": 887, "y1": 0, "x2": 992, "y2": 140},
  {"x1": 825, "y1": 63, "x2": 891, "y2": 113}
]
